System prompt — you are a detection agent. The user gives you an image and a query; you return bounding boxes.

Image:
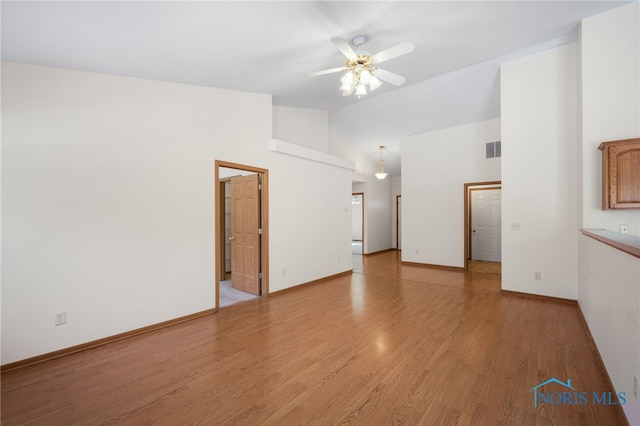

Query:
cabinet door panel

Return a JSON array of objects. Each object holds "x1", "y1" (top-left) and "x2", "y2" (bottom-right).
[{"x1": 599, "y1": 138, "x2": 640, "y2": 210}]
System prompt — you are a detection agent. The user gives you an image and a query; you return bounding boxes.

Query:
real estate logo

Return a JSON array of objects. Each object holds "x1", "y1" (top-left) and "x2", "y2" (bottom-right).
[{"x1": 529, "y1": 378, "x2": 626, "y2": 407}]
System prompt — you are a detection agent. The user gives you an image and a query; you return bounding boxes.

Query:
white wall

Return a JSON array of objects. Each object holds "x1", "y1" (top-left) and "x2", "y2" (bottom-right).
[
  {"x1": 361, "y1": 178, "x2": 392, "y2": 254},
  {"x1": 581, "y1": 2, "x2": 640, "y2": 235},
  {"x1": 578, "y1": 4, "x2": 640, "y2": 423},
  {"x1": 401, "y1": 119, "x2": 501, "y2": 267},
  {"x1": 578, "y1": 235, "x2": 640, "y2": 423},
  {"x1": 1, "y1": 62, "x2": 351, "y2": 364},
  {"x1": 273, "y1": 106, "x2": 329, "y2": 152},
  {"x1": 328, "y1": 127, "x2": 378, "y2": 178},
  {"x1": 500, "y1": 44, "x2": 579, "y2": 300},
  {"x1": 268, "y1": 152, "x2": 352, "y2": 292}
]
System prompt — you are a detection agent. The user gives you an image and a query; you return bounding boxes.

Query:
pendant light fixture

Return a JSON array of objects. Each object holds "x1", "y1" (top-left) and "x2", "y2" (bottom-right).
[{"x1": 375, "y1": 145, "x2": 388, "y2": 180}]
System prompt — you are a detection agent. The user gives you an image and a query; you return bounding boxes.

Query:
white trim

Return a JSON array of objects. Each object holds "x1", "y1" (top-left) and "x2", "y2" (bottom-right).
[{"x1": 269, "y1": 139, "x2": 355, "y2": 170}]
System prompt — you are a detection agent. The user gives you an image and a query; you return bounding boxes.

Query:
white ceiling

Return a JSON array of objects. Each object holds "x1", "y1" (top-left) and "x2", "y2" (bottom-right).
[{"x1": 1, "y1": 1, "x2": 631, "y2": 175}]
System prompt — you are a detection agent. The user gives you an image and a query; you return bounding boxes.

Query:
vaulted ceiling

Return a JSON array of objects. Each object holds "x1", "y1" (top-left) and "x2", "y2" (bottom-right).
[{"x1": 1, "y1": 1, "x2": 631, "y2": 175}]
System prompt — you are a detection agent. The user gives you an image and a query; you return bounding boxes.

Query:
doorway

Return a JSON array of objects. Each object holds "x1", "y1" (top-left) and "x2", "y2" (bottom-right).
[
  {"x1": 215, "y1": 161, "x2": 269, "y2": 308},
  {"x1": 351, "y1": 193, "x2": 364, "y2": 254},
  {"x1": 464, "y1": 181, "x2": 501, "y2": 271},
  {"x1": 396, "y1": 195, "x2": 402, "y2": 250},
  {"x1": 351, "y1": 192, "x2": 364, "y2": 273}
]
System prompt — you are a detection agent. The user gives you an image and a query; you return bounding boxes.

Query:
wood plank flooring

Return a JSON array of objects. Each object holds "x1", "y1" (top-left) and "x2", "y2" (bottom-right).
[
  {"x1": 468, "y1": 259, "x2": 501, "y2": 274},
  {"x1": 1, "y1": 251, "x2": 624, "y2": 425}
]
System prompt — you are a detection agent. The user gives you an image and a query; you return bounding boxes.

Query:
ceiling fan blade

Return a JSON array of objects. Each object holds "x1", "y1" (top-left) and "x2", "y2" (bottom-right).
[
  {"x1": 372, "y1": 42, "x2": 415, "y2": 64},
  {"x1": 374, "y1": 68, "x2": 406, "y2": 86},
  {"x1": 308, "y1": 67, "x2": 348, "y2": 77},
  {"x1": 331, "y1": 38, "x2": 358, "y2": 61}
]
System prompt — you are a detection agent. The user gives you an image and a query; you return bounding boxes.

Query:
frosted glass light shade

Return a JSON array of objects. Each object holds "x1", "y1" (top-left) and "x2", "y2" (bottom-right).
[{"x1": 369, "y1": 76, "x2": 382, "y2": 91}]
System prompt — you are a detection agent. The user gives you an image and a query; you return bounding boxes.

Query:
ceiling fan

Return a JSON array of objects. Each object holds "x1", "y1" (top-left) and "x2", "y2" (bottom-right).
[{"x1": 309, "y1": 35, "x2": 414, "y2": 97}]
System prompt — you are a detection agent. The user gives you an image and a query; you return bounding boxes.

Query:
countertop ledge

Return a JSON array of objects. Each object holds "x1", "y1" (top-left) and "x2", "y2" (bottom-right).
[{"x1": 581, "y1": 229, "x2": 640, "y2": 259}]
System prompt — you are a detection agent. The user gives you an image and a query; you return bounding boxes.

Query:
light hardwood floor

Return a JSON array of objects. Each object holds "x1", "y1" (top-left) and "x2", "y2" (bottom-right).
[
  {"x1": 468, "y1": 259, "x2": 501, "y2": 274},
  {"x1": 1, "y1": 251, "x2": 624, "y2": 425}
]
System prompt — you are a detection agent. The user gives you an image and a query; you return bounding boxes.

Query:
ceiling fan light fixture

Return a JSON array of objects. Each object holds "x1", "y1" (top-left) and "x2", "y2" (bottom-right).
[
  {"x1": 369, "y1": 75, "x2": 382, "y2": 91},
  {"x1": 359, "y1": 69, "x2": 373, "y2": 85},
  {"x1": 310, "y1": 36, "x2": 413, "y2": 99},
  {"x1": 341, "y1": 71, "x2": 354, "y2": 86}
]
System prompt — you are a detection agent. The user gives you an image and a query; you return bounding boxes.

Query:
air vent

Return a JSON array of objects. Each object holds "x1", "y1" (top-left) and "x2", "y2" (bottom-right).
[{"x1": 486, "y1": 141, "x2": 501, "y2": 158}]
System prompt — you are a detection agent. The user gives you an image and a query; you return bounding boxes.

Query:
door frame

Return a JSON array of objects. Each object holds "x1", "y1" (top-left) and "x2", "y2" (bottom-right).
[
  {"x1": 463, "y1": 181, "x2": 501, "y2": 270},
  {"x1": 215, "y1": 160, "x2": 269, "y2": 309},
  {"x1": 218, "y1": 178, "x2": 238, "y2": 280},
  {"x1": 352, "y1": 192, "x2": 364, "y2": 251},
  {"x1": 396, "y1": 195, "x2": 402, "y2": 250}
]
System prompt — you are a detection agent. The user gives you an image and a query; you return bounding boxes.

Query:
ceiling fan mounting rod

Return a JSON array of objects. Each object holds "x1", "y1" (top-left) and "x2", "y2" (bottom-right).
[{"x1": 352, "y1": 35, "x2": 367, "y2": 48}]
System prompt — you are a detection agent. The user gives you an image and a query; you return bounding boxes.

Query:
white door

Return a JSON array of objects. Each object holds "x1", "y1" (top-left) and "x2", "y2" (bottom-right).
[{"x1": 471, "y1": 188, "x2": 501, "y2": 262}]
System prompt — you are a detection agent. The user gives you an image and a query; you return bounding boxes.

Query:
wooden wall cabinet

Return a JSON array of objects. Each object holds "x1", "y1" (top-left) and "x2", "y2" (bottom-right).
[{"x1": 598, "y1": 138, "x2": 640, "y2": 210}]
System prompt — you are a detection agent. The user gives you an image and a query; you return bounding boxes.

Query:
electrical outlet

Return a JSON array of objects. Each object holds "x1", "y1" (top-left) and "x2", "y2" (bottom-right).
[
  {"x1": 54, "y1": 311, "x2": 66, "y2": 326},
  {"x1": 337, "y1": 257, "x2": 341, "y2": 264},
  {"x1": 415, "y1": 249, "x2": 419, "y2": 254},
  {"x1": 511, "y1": 223, "x2": 521, "y2": 231},
  {"x1": 620, "y1": 225, "x2": 630, "y2": 234},
  {"x1": 282, "y1": 268, "x2": 286, "y2": 276},
  {"x1": 534, "y1": 272, "x2": 542, "y2": 280}
]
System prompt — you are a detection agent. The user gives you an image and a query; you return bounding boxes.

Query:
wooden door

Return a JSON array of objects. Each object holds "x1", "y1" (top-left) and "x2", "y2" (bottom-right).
[
  {"x1": 230, "y1": 174, "x2": 261, "y2": 295},
  {"x1": 471, "y1": 188, "x2": 501, "y2": 262}
]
